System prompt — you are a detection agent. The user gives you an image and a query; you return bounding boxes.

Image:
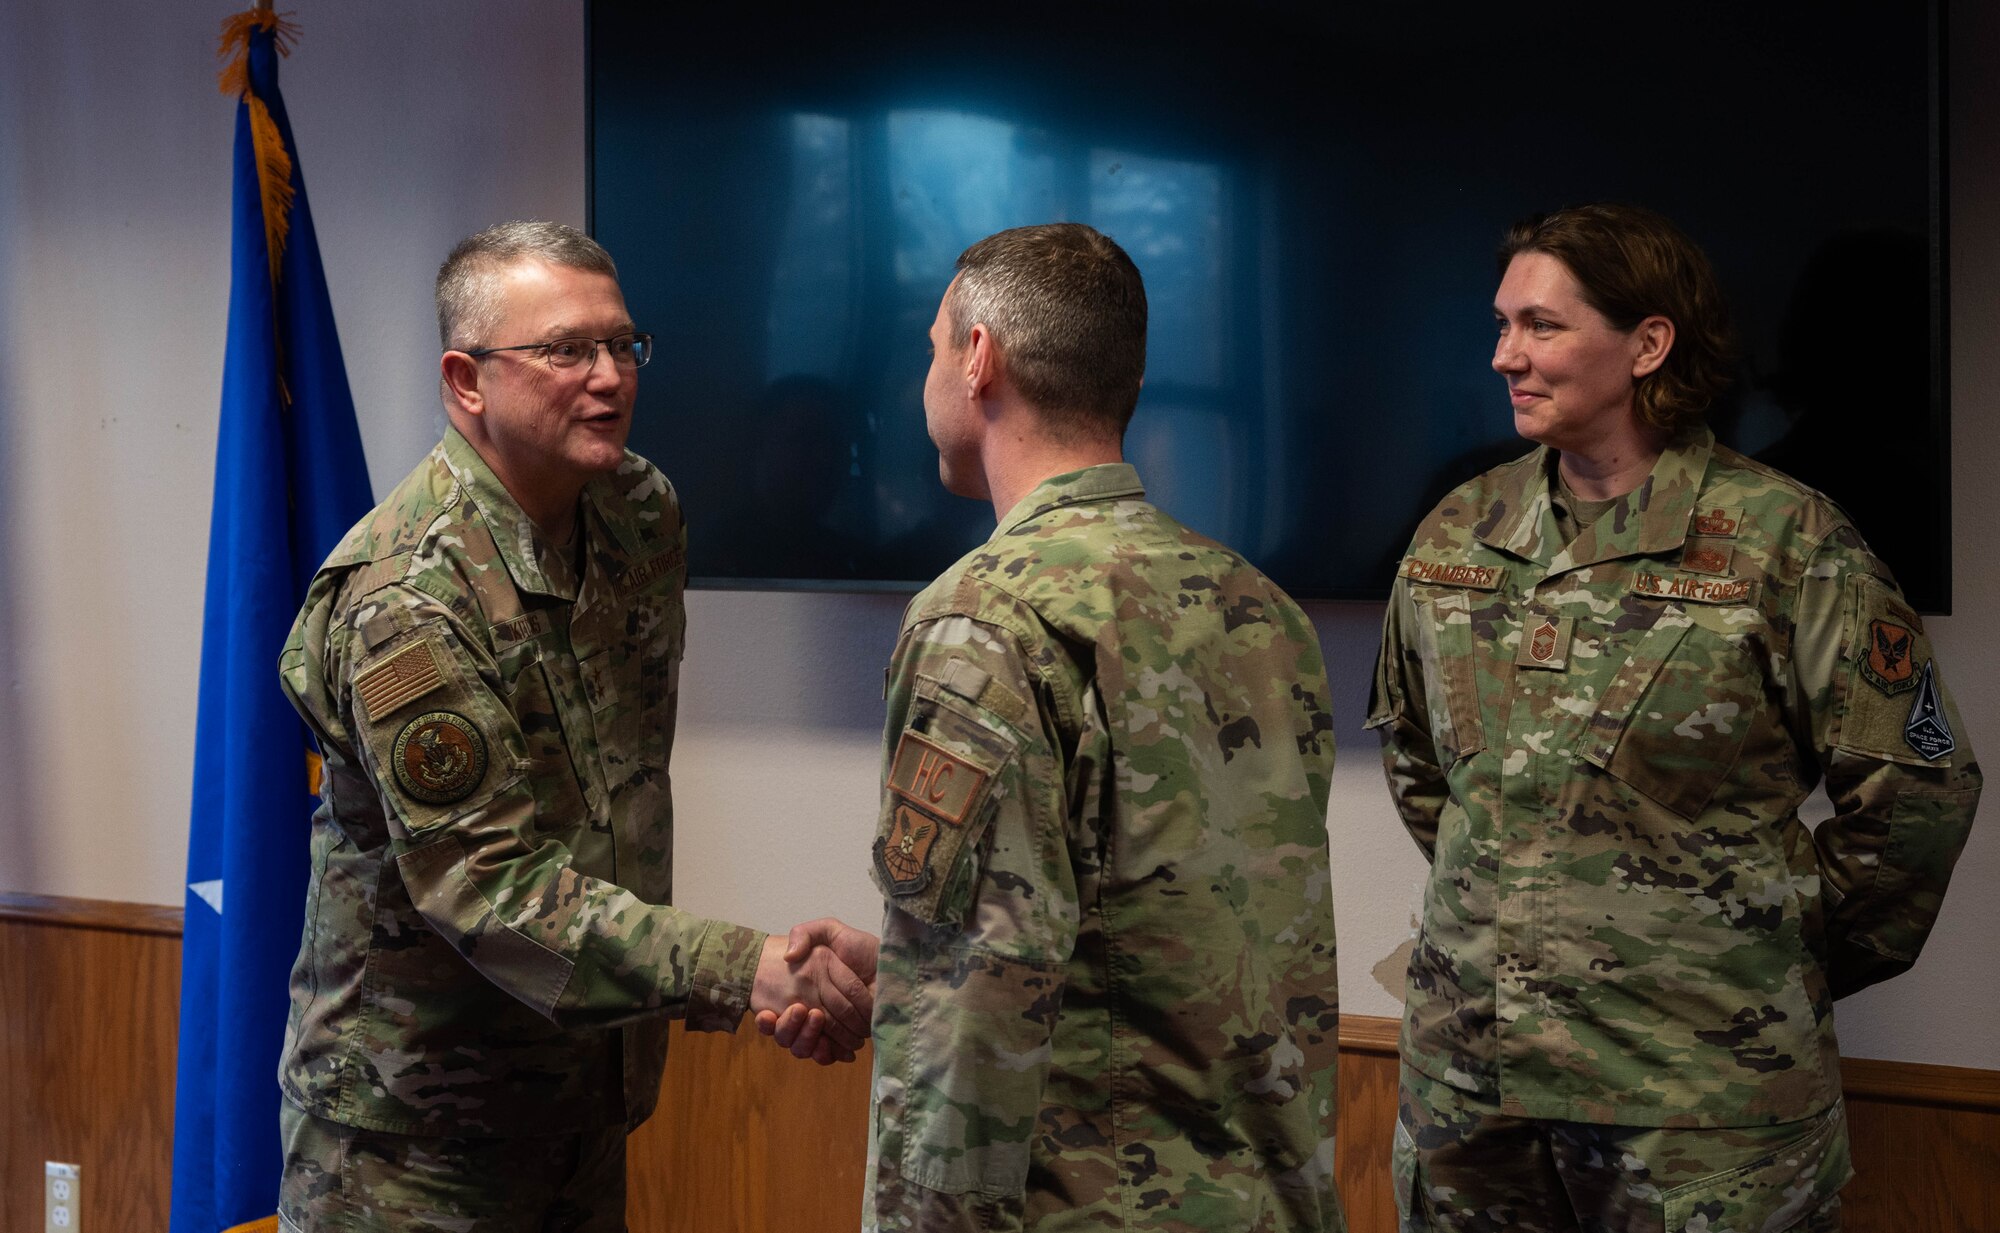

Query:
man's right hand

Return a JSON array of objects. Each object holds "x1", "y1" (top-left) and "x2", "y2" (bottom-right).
[
  {"x1": 749, "y1": 919, "x2": 877, "y2": 1063},
  {"x1": 752, "y1": 918, "x2": 880, "y2": 1065}
]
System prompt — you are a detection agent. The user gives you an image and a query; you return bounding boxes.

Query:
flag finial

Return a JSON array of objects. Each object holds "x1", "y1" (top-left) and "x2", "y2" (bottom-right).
[{"x1": 217, "y1": 9, "x2": 301, "y2": 284}]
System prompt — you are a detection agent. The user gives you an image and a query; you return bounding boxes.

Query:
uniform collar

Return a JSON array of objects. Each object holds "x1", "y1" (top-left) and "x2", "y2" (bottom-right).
[
  {"x1": 437, "y1": 429, "x2": 590, "y2": 601},
  {"x1": 995, "y1": 462, "x2": 1146, "y2": 535},
  {"x1": 1476, "y1": 427, "x2": 1713, "y2": 576}
]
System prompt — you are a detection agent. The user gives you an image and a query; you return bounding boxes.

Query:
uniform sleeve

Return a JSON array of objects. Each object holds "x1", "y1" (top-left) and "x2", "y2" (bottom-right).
[
  {"x1": 321, "y1": 584, "x2": 764, "y2": 1033},
  {"x1": 1790, "y1": 530, "x2": 1982, "y2": 999},
  {"x1": 1365, "y1": 577, "x2": 1450, "y2": 861},
  {"x1": 868, "y1": 611, "x2": 1080, "y2": 1233}
]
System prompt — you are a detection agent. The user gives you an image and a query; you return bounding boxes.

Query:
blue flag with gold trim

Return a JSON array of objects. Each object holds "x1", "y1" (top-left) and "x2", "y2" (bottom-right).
[{"x1": 171, "y1": 13, "x2": 372, "y2": 1233}]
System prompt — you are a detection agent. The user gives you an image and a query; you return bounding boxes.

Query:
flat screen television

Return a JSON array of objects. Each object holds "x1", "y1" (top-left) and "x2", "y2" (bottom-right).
[{"x1": 588, "y1": 0, "x2": 1948, "y2": 610}]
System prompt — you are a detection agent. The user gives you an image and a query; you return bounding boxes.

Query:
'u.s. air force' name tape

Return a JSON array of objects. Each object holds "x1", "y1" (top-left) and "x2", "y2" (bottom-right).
[{"x1": 1631, "y1": 572, "x2": 1755, "y2": 605}]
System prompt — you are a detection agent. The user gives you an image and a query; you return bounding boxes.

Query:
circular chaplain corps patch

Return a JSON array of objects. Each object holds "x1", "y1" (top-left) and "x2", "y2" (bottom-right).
[{"x1": 391, "y1": 711, "x2": 489, "y2": 805}]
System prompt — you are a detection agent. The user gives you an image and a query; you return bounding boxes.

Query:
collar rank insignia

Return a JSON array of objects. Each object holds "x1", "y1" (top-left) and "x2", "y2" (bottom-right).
[
  {"x1": 1514, "y1": 614, "x2": 1573, "y2": 671},
  {"x1": 1903, "y1": 661, "x2": 1955, "y2": 761},
  {"x1": 1860, "y1": 618, "x2": 1919, "y2": 696},
  {"x1": 391, "y1": 711, "x2": 488, "y2": 805}
]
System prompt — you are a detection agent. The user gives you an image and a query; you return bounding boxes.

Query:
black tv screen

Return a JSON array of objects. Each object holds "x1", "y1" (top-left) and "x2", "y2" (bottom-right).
[{"x1": 588, "y1": 0, "x2": 1948, "y2": 610}]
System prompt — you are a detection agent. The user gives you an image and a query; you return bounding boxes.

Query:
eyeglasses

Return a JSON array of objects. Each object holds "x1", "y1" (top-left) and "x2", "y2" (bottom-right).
[{"x1": 463, "y1": 331, "x2": 653, "y2": 370}]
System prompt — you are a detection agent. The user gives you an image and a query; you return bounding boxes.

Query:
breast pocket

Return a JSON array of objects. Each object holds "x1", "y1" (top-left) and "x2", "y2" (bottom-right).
[
  {"x1": 1416, "y1": 590, "x2": 1488, "y2": 764},
  {"x1": 612, "y1": 588, "x2": 683, "y2": 772},
  {"x1": 1584, "y1": 609, "x2": 1765, "y2": 820},
  {"x1": 495, "y1": 639, "x2": 590, "y2": 835}
]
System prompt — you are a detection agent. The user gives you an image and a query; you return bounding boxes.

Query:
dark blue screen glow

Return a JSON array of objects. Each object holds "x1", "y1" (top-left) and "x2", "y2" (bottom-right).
[{"x1": 590, "y1": 1, "x2": 1944, "y2": 607}]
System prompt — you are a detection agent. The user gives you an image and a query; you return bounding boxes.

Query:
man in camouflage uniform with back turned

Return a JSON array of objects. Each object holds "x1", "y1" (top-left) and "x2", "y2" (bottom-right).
[
  {"x1": 858, "y1": 224, "x2": 1345, "y2": 1231},
  {"x1": 275, "y1": 221, "x2": 876, "y2": 1233}
]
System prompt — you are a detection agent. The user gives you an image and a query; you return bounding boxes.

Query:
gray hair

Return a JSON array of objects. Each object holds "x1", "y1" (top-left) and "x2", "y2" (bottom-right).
[
  {"x1": 948, "y1": 223, "x2": 1147, "y2": 442},
  {"x1": 435, "y1": 221, "x2": 618, "y2": 351}
]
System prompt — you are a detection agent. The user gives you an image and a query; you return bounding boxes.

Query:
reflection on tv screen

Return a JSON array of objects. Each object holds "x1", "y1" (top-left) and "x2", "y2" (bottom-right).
[{"x1": 591, "y1": 0, "x2": 1945, "y2": 609}]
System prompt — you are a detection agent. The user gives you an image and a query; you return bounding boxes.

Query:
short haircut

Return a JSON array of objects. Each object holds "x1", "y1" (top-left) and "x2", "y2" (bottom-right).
[
  {"x1": 1498, "y1": 203, "x2": 1738, "y2": 437},
  {"x1": 948, "y1": 223, "x2": 1148, "y2": 442},
  {"x1": 435, "y1": 221, "x2": 618, "y2": 351}
]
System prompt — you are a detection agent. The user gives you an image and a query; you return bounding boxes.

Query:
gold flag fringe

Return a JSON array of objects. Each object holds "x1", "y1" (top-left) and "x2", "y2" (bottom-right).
[{"x1": 217, "y1": 9, "x2": 301, "y2": 286}]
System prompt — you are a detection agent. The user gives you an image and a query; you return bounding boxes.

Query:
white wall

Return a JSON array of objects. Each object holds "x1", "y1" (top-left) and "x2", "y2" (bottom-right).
[{"x1": 0, "y1": 0, "x2": 1991, "y2": 1068}]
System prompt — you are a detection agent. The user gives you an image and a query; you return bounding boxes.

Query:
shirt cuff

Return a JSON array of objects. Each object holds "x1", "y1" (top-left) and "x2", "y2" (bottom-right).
[{"x1": 685, "y1": 919, "x2": 767, "y2": 1032}]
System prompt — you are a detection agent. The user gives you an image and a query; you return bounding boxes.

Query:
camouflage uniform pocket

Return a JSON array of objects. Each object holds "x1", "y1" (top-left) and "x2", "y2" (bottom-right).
[
  {"x1": 1660, "y1": 1103, "x2": 1851, "y2": 1233},
  {"x1": 1417, "y1": 593, "x2": 1487, "y2": 762},
  {"x1": 1591, "y1": 616, "x2": 1761, "y2": 820},
  {"x1": 1391, "y1": 1114, "x2": 1424, "y2": 1232},
  {"x1": 899, "y1": 945, "x2": 1060, "y2": 1198}
]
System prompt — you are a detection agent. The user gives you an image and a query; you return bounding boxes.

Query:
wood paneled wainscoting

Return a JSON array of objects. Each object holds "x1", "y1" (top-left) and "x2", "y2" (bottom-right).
[{"x1": 4, "y1": 894, "x2": 1995, "y2": 1232}]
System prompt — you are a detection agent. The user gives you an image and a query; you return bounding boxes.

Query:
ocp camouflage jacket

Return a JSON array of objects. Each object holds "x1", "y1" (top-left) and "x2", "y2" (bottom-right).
[
  {"x1": 278, "y1": 430, "x2": 764, "y2": 1137},
  {"x1": 1368, "y1": 428, "x2": 1980, "y2": 1128},
  {"x1": 866, "y1": 464, "x2": 1346, "y2": 1232}
]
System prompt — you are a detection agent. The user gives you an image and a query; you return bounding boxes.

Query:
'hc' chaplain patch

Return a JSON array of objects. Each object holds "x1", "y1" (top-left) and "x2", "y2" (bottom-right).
[
  {"x1": 885, "y1": 730, "x2": 988, "y2": 824},
  {"x1": 875, "y1": 730, "x2": 993, "y2": 897}
]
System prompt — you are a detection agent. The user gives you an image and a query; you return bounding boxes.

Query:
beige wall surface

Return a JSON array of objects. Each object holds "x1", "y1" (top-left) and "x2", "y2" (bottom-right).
[{"x1": 0, "y1": 1, "x2": 1991, "y2": 1067}]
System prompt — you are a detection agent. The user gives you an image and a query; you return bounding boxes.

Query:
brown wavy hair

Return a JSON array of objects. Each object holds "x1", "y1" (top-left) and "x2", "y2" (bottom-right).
[{"x1": 1499, "y1": 203, "x2": 1738, "y2": 436}]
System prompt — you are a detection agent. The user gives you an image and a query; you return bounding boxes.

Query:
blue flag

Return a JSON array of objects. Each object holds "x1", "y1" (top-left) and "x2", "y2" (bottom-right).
[{"x1": 172, "y1": 13, "x2": 373, "y2": 1233}]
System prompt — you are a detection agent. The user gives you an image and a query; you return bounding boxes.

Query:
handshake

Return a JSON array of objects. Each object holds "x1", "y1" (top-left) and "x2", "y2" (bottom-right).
[{"x1": 748, "y1": 917, "x2": 880, "y2": 1066}]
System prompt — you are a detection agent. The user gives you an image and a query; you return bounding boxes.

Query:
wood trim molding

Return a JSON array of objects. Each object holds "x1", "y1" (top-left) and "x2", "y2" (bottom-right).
[
  {"x1": 1339, "y1": 1013, "x2": 1401, "y2": 1056},
  {"x1": 1843, "y1": 1055, "x2": 2000, "y2": 1112},
  {"x1": 1337, "y1": 1012, "x2": 2000, "y2": 1112},
  {"x1": 0, "y1": 894, "x2": 1992, "y2": 1114},
  {"x1": 0, "y1": 891, "x2": 183, "y2": 937}
]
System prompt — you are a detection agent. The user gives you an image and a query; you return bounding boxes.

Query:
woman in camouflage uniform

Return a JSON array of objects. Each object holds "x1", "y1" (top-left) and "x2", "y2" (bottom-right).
[{"x1": 1368, "y1": 203, "x2": 1979, "y2": 1233}]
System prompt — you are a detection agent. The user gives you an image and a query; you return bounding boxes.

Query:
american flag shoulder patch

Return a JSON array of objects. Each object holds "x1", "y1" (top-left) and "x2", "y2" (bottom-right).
[{"x1": 356, "y1": 638, "x2": 446, "y2": 720}]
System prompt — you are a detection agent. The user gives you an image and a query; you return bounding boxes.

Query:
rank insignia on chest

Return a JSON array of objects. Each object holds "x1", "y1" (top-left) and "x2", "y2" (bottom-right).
[
  {"x1": 391, "y1": 711, "x2": 489, "y2": 805},
  {"x1": 1514, "y1": 614, "x2": 1574, "y2": 670},
  {"x1": 1679, "y1": 539, "x2": 1733, "y2": 577}
]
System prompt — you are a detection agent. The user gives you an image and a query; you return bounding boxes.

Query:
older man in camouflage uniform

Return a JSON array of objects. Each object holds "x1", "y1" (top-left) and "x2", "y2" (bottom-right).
[
  {"x1": 859, "y1": 224, "x2": 1345, "y2": 1232},
  {"x1": 1368, "y1": 204, "x2": 1981, "y2": 1232},
  {"x1": 275, "y1": 221, "x2": 875, "y2": 1232}
]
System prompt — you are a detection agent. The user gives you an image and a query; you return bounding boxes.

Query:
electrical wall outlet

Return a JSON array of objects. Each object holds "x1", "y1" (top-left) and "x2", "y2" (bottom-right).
[{"x1": 45, "y1": 1162, "x2": 80, "y2": 1233}]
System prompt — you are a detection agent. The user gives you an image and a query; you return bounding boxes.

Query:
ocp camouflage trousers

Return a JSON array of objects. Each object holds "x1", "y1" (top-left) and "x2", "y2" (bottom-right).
[
  {"x1": 1394, "y1": 1065, "x2": 1850, "y2": 1233},
  {"x1": 279, "y1": 1102, "x2": 629, "y2": 1233}
]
